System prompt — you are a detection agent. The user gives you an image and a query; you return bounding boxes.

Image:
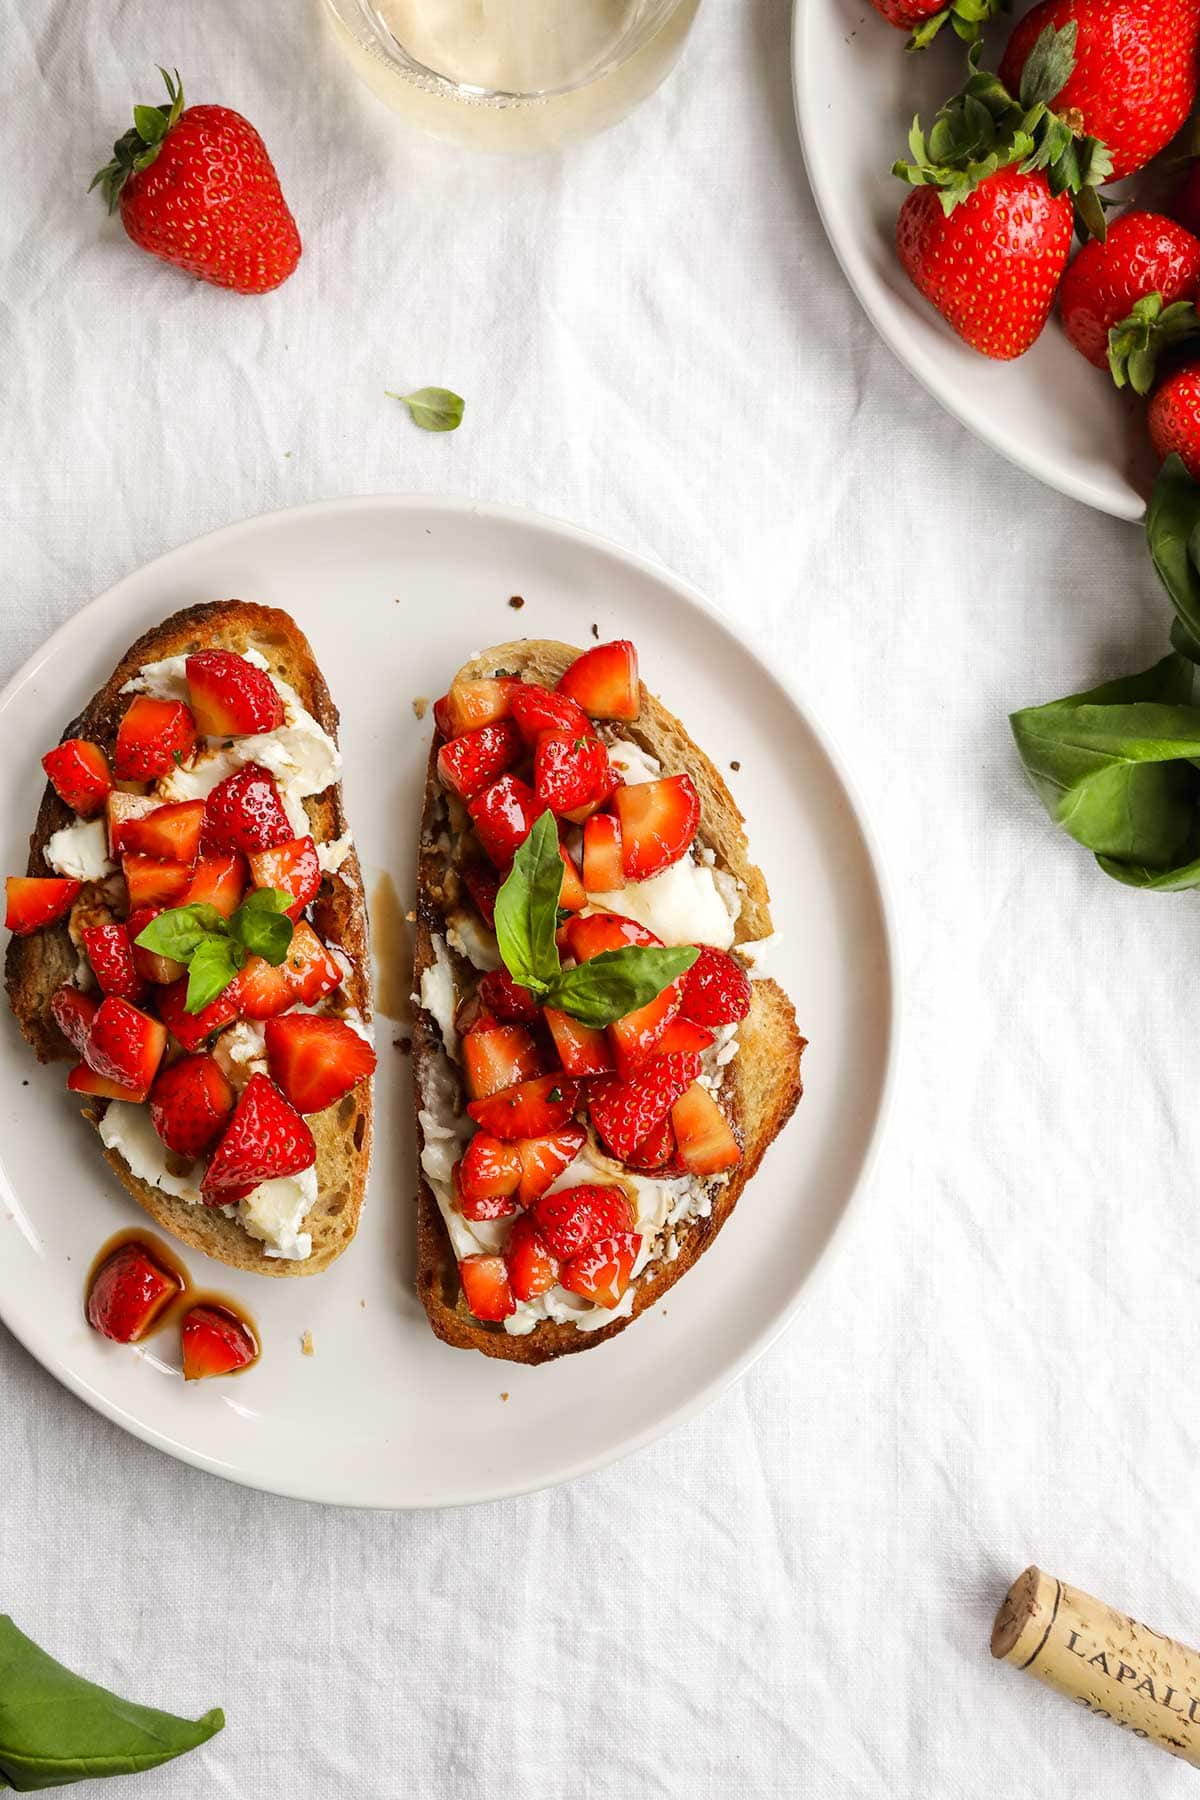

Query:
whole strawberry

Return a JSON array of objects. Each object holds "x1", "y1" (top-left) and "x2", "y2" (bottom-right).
[
  {"x1": 1058, "y1": 212, "x2": 1200, "y2": 369},
  {"x1": 999, "y1": 0, "x2": 1200, "y2": 183},
  {"x1": 1149, "y1": 366, "x2": 1200, "y2": 482},
  {"x1": 869, "y1": 0, "x2": 1008, "y2": 51},
  {"x1": 91, "y1": 68, "x2": 300, "y2": 294}
]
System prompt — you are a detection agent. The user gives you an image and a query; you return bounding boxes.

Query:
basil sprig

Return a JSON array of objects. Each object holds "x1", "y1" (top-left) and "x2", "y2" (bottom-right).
[
  {"x1": 493, "y1": 812, "x2": 697, "y2": 1027},
  {"x1": 134, "y1": 890, "x2": 295, "y2": 1012},
  {"x1": 0, "y1": 1614, "x2": 223, "y2": 1790}
]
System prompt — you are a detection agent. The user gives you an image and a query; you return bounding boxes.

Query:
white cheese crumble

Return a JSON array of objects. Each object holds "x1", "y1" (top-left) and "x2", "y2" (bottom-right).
[
  {"x1": 44, "y1": 818, "x2": 115, "y2": 883},
  {"x1": 445, "y1": 908, "x2": 502, "y2": 972},
  {"x1": 317, "y1": 832, "x2": 354, "y2": 873},
  {"x1": 212, "y1": 1019, "x2": 269, "y2": 1087},
  {"x1": 418, "y1": 934, "x2": 459, "y2": 1060},
  {"x1": 588, "y1": 855, "x2": 740, "y2": 950}
]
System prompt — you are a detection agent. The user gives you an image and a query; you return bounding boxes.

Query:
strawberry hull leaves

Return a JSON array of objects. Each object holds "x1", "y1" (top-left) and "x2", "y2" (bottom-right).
[{"x1": 907, "y1": 0, "x2": 1010, "y2": 53}]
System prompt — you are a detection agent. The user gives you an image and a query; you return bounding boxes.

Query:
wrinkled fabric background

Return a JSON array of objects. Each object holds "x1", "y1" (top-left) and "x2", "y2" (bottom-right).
[{"x1": 2, "y1": 2, "x2": 1195, "y2": 1795}]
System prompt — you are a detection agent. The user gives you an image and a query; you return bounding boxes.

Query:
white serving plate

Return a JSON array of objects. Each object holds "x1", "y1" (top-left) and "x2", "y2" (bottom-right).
[
  {"x1": 0, "y1": 497, "x2": 895, "y2": 1508},
  {"x1": 793, "y1": 0, "x2": 1154, "y2": 520}
]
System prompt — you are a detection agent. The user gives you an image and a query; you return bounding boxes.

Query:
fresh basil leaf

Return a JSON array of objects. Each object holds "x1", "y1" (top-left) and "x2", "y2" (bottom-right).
[
  {"x1": 544, "y1": 945, "x2": 699, "y2": 1029},
  {"x1": 185, "y1": 938, "x2": 242, "y2": 1013},
  {"x1": 230, "y1": 890, "x2": 295, "y2": 967},
  {"x1": 493, "y1": 812, "x2": 562, "y2": 993},
  {"x1": 237, "y1": 887, "x2": 294, "y2": 916},
  {"x1": 386, "y1": 387, "x2": 465, "y2": 433},
  {"x1": 132, "y1": 903, "x2": 227, "y2": 962},
  {"x1": 1096, "y1": 850, "x2": 1200, "y2": 890},
  {"x1": 0, "y1": 1615, "x2": 223, "y2": 1791},
  {"x1": 1147, "y1": 454, "x2": 1200, "y2": 657}
]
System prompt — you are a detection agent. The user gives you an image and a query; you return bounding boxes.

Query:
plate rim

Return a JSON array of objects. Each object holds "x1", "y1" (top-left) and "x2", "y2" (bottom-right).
[{"x1": 0, "y1": 492, "x2": 901, "y2": 1508}]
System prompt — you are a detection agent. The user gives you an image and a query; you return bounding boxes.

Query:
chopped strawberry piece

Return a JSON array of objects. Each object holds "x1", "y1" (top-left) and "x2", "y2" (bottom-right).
[
  {"x1": 564, "y1": 911, "x2": 661, "y2": 961},
  {"x1": 263, "y1": 1013, "x2": 376, "y2": 1114},
  {"x1": 87, "y1": 1243, "x2": 181, "y2": 1342},
  {"x1": 452, "y1": 1159, "x2": 519, "y2": 1221},
  {"x1": 478, "y1": 969, "x2": 540, "y2": 1022},
  {"x1": 232, "y1": 920, "x2": 342, "y2": 1020},
  {"x1": 516, "y1": 1124, "x2": 587, "y2": 1206},
  {"x1": 83, "y1": 996, "x2": 167, "y2": 1101},
  {"x1": 122, "y1": 854, "x2": 191, "y2": 910},
  {"x1": 671, "y1": 1083, "x2": 741, "y2": 1175},
  {"x1": 158, "y1": 976, "x2": 239, "y2": 1051},
  {"x1": 505, "y1": 1215, "x2": 560, "y2": 1301},
  {"x1": 185, "y1": 651, "x2": 284, "y2": 736},
  {"x1": 561, "y1": 1231, "x2": 641, "y2": 1308},
  {"x1": 625, "y1": 1113, "x2": 681, "y2": 1173},
  {"x1": 181, "y1": 1304, "x2": 257, "y2": 1379},
  {"x1": 679, "y1": 945, "x2": 752, "y2": 1027},
  {"x1": 557, "y1": 640, "x2": 639, "y2": 720},
  {"x1": 614, "y1": 775, "x2": 700, "y2": 880},
  {"x1": 560, "y1": 766, "x2": 622, "y2": 826},
  {"x1": 50, "y1": 984, "x2": 98, "y2": 1054},
  {"x1": 443, "y1": 677, "x2": 521, "y2": 737},
  {"x1": 582, "y1": 812, "x2": 624, "y2": 892},
  {"x1": 127, "y1": 905, "x2": 185, "y2": 985},
  {"x1": 5, "y1": 876, "x2": 81, "y2": 935},
  {"x1": 202, "y1": 763, "x2": 293, "y2": 855},
  {"x1": 42, "y1": 738, "x2": 112, "y2": 817},
  {"x1": 458, "y1": 1132, "x2": 523, "y2": 1205},
  {"x1": 530, "y1": 1183, "x2": 635, "y2": 1260},
  {"x1": 454, "y1": 992, "x2": 498, "y2": 1039},
  {"x1": 182, "y1": 853, "x2": 247, "y2": 917},
  {"x1": 120, "y1": 799, "x2": 205, "y2": 864},
  {"x1": 106, "y1": 791, "x2": 158, "y2": 856},
  {"x1": 587, "y1": 1052, "x2": 702, "y2": 1162},
  {"x1": 461, "y1": 1023, "x2": 542, "y2": 1100},
  {"x1": 653, "y1": 1016, "x2": 715, "y2": 1057},
  {"x1": 437, "y1": 720, "x2": 523, "y2": 802},
  {"x1": 468, "y1": 775, "x2": 538, "y2": 866},
  {"x1": 509, "y1": 684, "x2": 595, "y2": 747},
  {"x1": 544, "y1": 1008, "x2": 613, "y2": 1077},
  {"x1": 114, "y1": 695, "x2": 197, "y2": 781},
  {"x1": 609, "y1": 981, "x2": 683, "y2": 1076},
  {"x1": 247, "y1": 836, "x2": 321, "y2": 918},
  {"x1": 201, "y1": 1071, "x2": 316, "y2": 1199},
  {"x1": 82, "y1": 922, "x2": 147, "y2": 1002},
  {"x1": 461, "y1": 862, "x2": 499, "y2": 929},
  {"x1": 458, "y1": 1253, "x2": 515, "y2": 1322},
  {"x1": 467, "y1": 1073, "x2": 580, "y2": 1141},
  {"x1": 150, "y1": 1053, "x2": 235, "y2": 1157},
  {"x1": 432, "y1": 693, "x2": 454, "y2": 738},
  {"x1": 557, "y1": 843, "x2": 587, "y2": 911},
  {"x1": 67, "y1": 1061, "x2": 145, "y2": 1102},
  {"x1": 534, "y1": 730, "x2": 612, "y2": 816}
]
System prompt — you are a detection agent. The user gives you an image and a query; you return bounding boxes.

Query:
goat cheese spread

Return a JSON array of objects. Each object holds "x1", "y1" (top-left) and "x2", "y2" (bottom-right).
[{"x1": 44, "y1": 817, "x2": 115, "y2": 883}]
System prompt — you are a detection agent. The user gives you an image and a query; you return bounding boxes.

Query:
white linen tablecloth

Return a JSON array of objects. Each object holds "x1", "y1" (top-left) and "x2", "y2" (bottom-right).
[{"x1": 2, "y1": 2, "x2": 1196, "y2": 1794}]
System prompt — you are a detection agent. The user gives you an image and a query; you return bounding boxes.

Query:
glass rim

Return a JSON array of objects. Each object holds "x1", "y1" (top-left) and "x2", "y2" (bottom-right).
[{"x1": 323, "y1": 0, "x2": 689, "y2": 103}]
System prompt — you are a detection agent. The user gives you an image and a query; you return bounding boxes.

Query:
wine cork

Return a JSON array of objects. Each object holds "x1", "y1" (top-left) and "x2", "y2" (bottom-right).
[{"x1": 993, "y1": 1566, "x2": 1200, "y2": 1766}]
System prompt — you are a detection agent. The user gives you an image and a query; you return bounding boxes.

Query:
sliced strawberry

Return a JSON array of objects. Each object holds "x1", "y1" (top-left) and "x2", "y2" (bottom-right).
[
  {"x1": 120, "y1": 799, "x2": 205, "y2": 864},
  {"x1": 560, "y1": 765, "x2": 622, "y2": 826},
  {"x1": 609, "y1": 982, "x2": 682, "y2": 1076},
  {"x1": 247, "y1": 836, "x2": 321, "y2": 919},
  {"x1": 106, "y1": 791, "x2": 159, "y2": 856},
  {"x1": 614, "y1": 775, "x2": 700, "y2": 880},
  {"x1": 458, "y1": 1132, "x2": 523, "y2": 1204},
  {"x1": 67, "y1": 1061, "x2": 145, "y2": 1102},
  {"x1": 461, "y1": 1023, "x2": 542, "y2": 1100},
  {"x1": 544, "y1": 1008, "x2": 613, "y2": 1078},
  {"x1": 467, "y1": 1073, "x2": 580, "y2": 1142},
  {"x1": 625, "y1": 1113, "x2": 681, "y2": 1173},
  {"x1": 114, "y1": 695, "x2": 197, "y2": 781},
  {"x1": 185, "y1": 651, "x2": 284, "y2": 736},
  {"x1": 202, "y1": 763, "x2": 293, "y2": 855},
  {"x1": 582, "y1": 812, "x2": 624, "y2": 892},
  {"x1": 443, "y1": 677, "x2": 521, "y2": 737},
  {"x1": 84, "y1": 997, "x2": 167, "y2": 1101},
  {"x1": 468, "y1": 774, "x2": 538, "y2": 866},
  {"x1": 42, "y1": 738, "x2": 112, "y2": 817},
  {"x1": 432, "y1": 693, "x2": 454, "y2": 738},
  {"x1": 82, "y1": 922, "x2": 147, "y2": 1002},
  {"x1": 671, "y1": 1083, "x2": 741, "y2": 1174},
  {"x1": 50, "y1": 984, "x2": 99, "y2": 1054},
  {"x1": 150, "y1": 1053, "x2": 235, "y2": 1157},
  {"x1": 461, "y1": 862, "x2": 499, "y2": 929},
  {"x1": 458, "y1": 1253, "x2": 515, "y2": 1322},
  {"x1": 654, "y1": 1016, "x2": 715, "y2": 1057},
  {"x1": 201, "y1": 1071, "x2": 316, "y2": 1199},
  {"x1": 557, "y1": 640, "x2": 639, "y2": 720},
  {"x1": 478, "y1": 969, "x2": 540, "y2": 1022},
  {"x1": 158, "y1": 975, "x2": 240, "y2": 1051},
  {"x1": 587, "y1": 1052, "x2": 702, "y2": 1162},
  {"x1": 534, "y1": 730, "x2": 612, "y2": 816},
  {"x1": 564, "y1": 911, "x2": 661, "y2": 961},
  {"x1": 561, "y1": 1231, "x2": 640, "y2": 1308},
  {"x1": 232, "y1": 920, "x2": 342, "y2": 1020},
  {"x1": 181, "y1": 1304, "x2": 257, "y2": 1379},
  {"x1": 86, "y1": 1243, "x2": 181, "y2": 1342},
  {"x1": 126, "y1": 905, "x2": 185, "y2": 985},
  {"x1": 263, "y1": 1013, "x2": 376, "y2": 1114},
  {"x1": 122, "y1": 854, "x2": 191, "y2": 910},
  {"x1": 5, "y1": 876, "x2": 81, "y2": 935},
  {"x1": 509, "y1": 684, "x2": 595, "y2": 748},
  {"x1": 436, "y1": 720, "x2": 523, "y2": 802},
  {"x1": 530, "y1": 1183, "x2": 635, "y2": 1260},
  {"x1": 557, "y1": 843, "x2": 587, "y2": 911},
  {"x1": 680, "y1": 945, "x2": 752, "y2": 1026},
  {"x1": 182, "y1": 852, "x2": 247, "y2": 917},
  {"x1": 516, "y1": 1124, "x2": 587, "y2": 1206},
  {"x1": 452, "y1": 1159, "x2": 520, "y2": 1221},
  {"x1": 454, "y1": 992, "x2": 498, "y2": 1039},
  {"x1": 505, "y1": 1214, "x2": 560, "y2": 1301}
]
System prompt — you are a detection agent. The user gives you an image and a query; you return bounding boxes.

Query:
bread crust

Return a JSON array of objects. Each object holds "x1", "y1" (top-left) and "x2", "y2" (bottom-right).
[
  {"x1": 412, "y1": 639, "x2": 804, "y2": 1361},
  {"x1": 4, "y1": 600, "x2": 372, "y2": 1277}
]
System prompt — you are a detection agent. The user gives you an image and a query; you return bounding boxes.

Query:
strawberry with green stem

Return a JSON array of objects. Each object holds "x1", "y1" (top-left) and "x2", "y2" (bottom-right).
[
  {"x1": 1107, "y1": 296, "x2": 1200, "y2": 482},
  {"x1": 870, "y1": 0, "x2": 1009, "y2": 55}
]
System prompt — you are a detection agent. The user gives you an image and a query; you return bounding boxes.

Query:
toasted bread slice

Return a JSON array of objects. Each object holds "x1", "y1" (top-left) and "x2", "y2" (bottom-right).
[
  {"x1": 413, "y1": 639, "x2": 805, "y2": 1361},
  {"x1": 5, "y1": 600, "x2": 372, "y2": 1277}
]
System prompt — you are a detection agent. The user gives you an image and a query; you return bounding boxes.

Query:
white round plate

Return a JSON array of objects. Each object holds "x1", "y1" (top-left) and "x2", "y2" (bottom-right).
[
  {"x1": 0, "y1": 498, "x2": 895, "y2": 1508},
  {"x1": 793, "y1": 0, "x2": 1153, "y2": 520}
]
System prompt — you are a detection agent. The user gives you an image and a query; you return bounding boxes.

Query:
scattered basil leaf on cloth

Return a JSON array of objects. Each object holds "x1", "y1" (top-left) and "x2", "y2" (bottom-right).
[
  {"x1": 0, "y1": 1616, "x2": 223, "y2": 1790},
  {"x1": 493, "y1": 812, "x2": 697, "y2": 1025},
  {"x1": 1147, "y1": 452, "x2": 1200, "y2": 659},
  {"x1": 135, "y1": 890, "x2": 294, "y2": 1012},
  {"x1": 386, "y1": 387, "x2": 464, "y2": 433}
]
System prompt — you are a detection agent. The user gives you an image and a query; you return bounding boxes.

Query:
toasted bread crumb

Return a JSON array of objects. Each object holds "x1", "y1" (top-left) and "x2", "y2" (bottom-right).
[
  {"x1": 405, "y1": 909, "x2": 416, "y2": 923},
  {"x1": 394, "y1": 1036, "x2": 412, "y2": 1054},
  {"x1": 412, "y1": 697, "x2": 429, "y2": 720},
  {"x1": 360, "y1": 1298, "x2": 366, "y2": 1309},
  {"x1": 500, "y1": 1391, "x2": 509, "y2": 1401},
  {"x1": 300, "y1": 1330, "x2": 314, "y2": 1356},
  {"x1": 730, "y1": 760, "x2": 741, "y2": 772},
  {"x1": 508, "y1": 596, "x2": 524, "y2": 610},
  {"x1": 590, "y1": 623, "x2": 600, "y2": 639}
]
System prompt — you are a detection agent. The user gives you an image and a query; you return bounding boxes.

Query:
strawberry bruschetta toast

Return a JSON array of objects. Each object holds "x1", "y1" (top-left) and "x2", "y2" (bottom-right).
[
  {"x1": 4, "y1": 601, "x2": 374, "y2": 1275},
  {"x1": 413, "y1": 637, "x2": 804, "y2": 1360}
]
